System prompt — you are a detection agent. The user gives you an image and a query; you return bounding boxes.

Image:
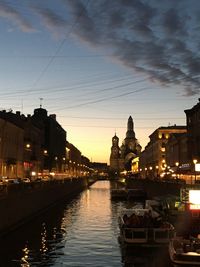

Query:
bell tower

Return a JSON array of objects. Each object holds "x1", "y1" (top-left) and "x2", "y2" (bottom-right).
[{"x1": 110, "y1": 133, "x2": 120, "y2": 172}]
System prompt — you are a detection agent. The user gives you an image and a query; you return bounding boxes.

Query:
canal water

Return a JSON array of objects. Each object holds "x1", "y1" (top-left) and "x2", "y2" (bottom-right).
[{"x1": 0, "y1": 181, "x2": 174, "y2": 267}]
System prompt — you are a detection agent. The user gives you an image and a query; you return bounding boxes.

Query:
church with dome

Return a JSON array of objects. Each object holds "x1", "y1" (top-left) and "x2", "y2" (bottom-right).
[{"x1": 110, "y1": 116, "x2": 141, "y2": 173}]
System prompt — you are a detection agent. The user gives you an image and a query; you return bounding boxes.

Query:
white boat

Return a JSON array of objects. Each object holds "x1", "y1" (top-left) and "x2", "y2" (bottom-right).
[
  {"x1": 118, "y1": 208, "x2": 175, "y2": 247},
  {"x1": 169, "y1": 236, "x2": 200, "y2": 265}
]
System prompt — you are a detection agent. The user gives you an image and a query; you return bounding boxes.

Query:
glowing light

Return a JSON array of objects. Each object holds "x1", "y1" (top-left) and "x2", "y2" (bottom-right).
[
  {"x1": 190, "y1": 204, "x2": 200, "y2": 210},
  {"x1": 195, "y1": 163, "x2": 200, "y2": 172},
  {"x1": 193, "y1": 159, "x2": 198, "y2": 165},
  {"x1": 189, "y1": 190, "x2": 200, "y2": 204}
]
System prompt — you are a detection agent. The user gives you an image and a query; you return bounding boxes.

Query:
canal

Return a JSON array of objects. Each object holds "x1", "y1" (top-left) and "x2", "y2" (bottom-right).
[{"x1": 0, "y1": 181, "x2": 173, "y2": 267}]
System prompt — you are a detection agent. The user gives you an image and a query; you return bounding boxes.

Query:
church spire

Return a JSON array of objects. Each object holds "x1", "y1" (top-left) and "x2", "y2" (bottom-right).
[
  {"x1": 127, "y1": 116, "x2": 134, "y2": 132},
  {"x1": 126, "y1": 116, "x2": 135, "y2": 139}
]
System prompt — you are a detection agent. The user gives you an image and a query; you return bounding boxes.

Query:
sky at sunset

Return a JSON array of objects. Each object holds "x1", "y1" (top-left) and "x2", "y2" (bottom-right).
[{"x1": 0, "y1": 0, "x2": 200, "y2": 163}]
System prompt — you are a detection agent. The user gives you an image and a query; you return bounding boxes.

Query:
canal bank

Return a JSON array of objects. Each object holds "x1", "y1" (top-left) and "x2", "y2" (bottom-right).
[
  {"x1": 0, "y1": 177, "x2": 89, "y2": 237},
  {"x1": 0, "y1": 181, "x2": 173, "y2": 267},
  {"x1": 125, "y1": 178, "x2": 183, "y2": 198}
]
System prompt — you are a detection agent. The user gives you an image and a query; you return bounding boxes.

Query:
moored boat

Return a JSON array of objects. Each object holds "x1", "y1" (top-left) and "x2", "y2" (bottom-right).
[
  {"x1": 111, "y1": 188, "x2": 147, "y2": 201},
  {"x1": 118, "y1": 208, "x2": 175, "y2": 247},
  {"x1": 169, "y1": 236, "x2": 200, "y2": 265}
]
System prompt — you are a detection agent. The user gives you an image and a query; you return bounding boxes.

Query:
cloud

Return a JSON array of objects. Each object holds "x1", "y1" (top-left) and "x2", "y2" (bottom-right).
[
  {"x1": 0, "y1": 1, "x2": 35, "y2": 32},
  {"x1": 63, "y1": 0, "x2": 200, "y2": 96},
  {"x1": 1, "y1": 0, "x2": 200, "y2": 96},
  {"x1": 32, "y1": 6, "x2": 68, "y2": 34}
]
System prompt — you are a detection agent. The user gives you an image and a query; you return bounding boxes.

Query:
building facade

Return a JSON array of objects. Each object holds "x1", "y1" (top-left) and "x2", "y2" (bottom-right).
[
  {"x1": 185, "y1": 98, "x2": 200, "y2": 162},
  {"x1": 139, "y1": 126, "x2": 187, "y2": 179},
  {"x1": 0, "y1": 107, "x2": 92, "y2": 180},
  {"x1": 110, "y1": 116, "x2": 141, "y2": 174},
  {"x1": 0, "y1": 110, "x2": 44, "y2": 179},
  {"x1": 0, "y1": 117, "x2": 24, "y2": 178}
]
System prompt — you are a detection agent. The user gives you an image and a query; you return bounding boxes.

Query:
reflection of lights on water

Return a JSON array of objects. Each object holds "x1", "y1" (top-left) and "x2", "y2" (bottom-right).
[
  {"x1": 53, "y1": 227, "x2": 57, "y2": 240},
  {"x1": 40, "y1": 223, "x2": 48, "y2": 254},
  {"x1": 21, "y1": 244, "x2": 30, "y2": 267}
]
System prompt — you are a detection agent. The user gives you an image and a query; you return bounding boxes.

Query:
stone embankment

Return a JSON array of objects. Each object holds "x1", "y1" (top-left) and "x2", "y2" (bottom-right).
[
  {"x1": 126, "y1": 178, "x2": 182, "y2": 198},
  {"x1": 0, "y1": 177, "x2": 89, "y2": 236}
]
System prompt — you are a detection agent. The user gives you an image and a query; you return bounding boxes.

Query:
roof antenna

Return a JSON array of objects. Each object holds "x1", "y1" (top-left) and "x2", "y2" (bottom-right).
[{"x1": 39, "y1": 98, "x2": 43, "y2": 108}]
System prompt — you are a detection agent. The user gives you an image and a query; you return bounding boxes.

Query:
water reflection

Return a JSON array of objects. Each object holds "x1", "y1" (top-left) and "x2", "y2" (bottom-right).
[
  {"x1": 0, "y1": 181, "x2": 175, "y2": 266},
  {"x1": 21, "y1": 243, "x2": 30, "y2": 267}
]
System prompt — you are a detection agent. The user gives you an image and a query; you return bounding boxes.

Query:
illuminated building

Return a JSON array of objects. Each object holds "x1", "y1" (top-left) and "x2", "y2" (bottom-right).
[
  {"x1": 110, "y1": 116, "x2": 141, "y2": 174},
  {"x1": 139, "y1": 126, "x2": 187, "y2": 179},
  {"x1": 0, "y1": 109, "x2": 44, "y2": 179}
]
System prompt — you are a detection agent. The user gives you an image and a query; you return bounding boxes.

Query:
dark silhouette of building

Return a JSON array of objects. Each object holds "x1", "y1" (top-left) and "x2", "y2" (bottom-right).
[
  {"x1": 32, "y1": 108, "x2": 66, "y2": 173},
  {"x1": 185, "y1": 99, "x2": 200, "y2": 162},
  {"x1": 110, "y1": 116, "x2": 141, "y2": 173},
  {"x1": 110, "y1": 134, "x2": 120, "y2": 172}
]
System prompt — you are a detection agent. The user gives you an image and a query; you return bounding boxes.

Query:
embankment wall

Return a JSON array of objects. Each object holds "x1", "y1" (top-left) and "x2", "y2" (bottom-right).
[
  {"x1": 0, "y1": 178, "x2": 88, "y2": 236},
  {"x1": 126, "y1": 178, "x2": 182, "y2": 198}
]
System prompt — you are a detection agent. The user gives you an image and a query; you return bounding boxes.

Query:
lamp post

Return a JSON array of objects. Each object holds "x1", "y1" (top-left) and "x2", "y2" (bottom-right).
[
  {"x1": 193, "y1": 159, "x2": 197, "y2": 183},
  {"x1": 156, "y1": 165, "x2": 159, "y2": 178},
  {"x1": 145, "y1": 167, "x2": 147, "y2": 179},
  {"x1": 149, "y1": 166, "x2": 152, "y2": 179},
  {"x1": 175, "y1": 162, "x2": 179, "y2": 179}
]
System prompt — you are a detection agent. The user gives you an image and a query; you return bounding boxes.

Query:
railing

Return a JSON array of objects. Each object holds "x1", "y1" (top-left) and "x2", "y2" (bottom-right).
[
  {"x1": 123, "y1": 228, "x2": 148, "y2": 243},
  {"x1": 154, "y1": 228, "x2": 175, "y2": 243},
  {"x1": 121, "y1": 226, "x2": 175, "y2": 244}
]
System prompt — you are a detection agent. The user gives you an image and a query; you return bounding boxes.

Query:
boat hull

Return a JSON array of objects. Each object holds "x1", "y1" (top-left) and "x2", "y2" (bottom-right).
[
  {"x1": 169, "y1": 238, "x2": 200, "y2": 266},
  {"x1": 119, "y1": 226, "x2": 175, "y2": 247}
]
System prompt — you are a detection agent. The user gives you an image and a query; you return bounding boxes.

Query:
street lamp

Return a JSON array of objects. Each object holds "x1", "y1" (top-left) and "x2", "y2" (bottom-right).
[
  {"x1": 145, "y1": 167, "x2": 147, "y2": 178},
  {"x1": 193, "y1": 159, "x2": 197, "y2": 183},
  {"x1": 156, "y1": 165, "x2": 159, "y2": 178},
  {"x1": 149, "y1": 166, "x2": 152, "y2": 179},
  {"x1": 175, "y1": 162, "x2": 179, "y2": 179}
]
